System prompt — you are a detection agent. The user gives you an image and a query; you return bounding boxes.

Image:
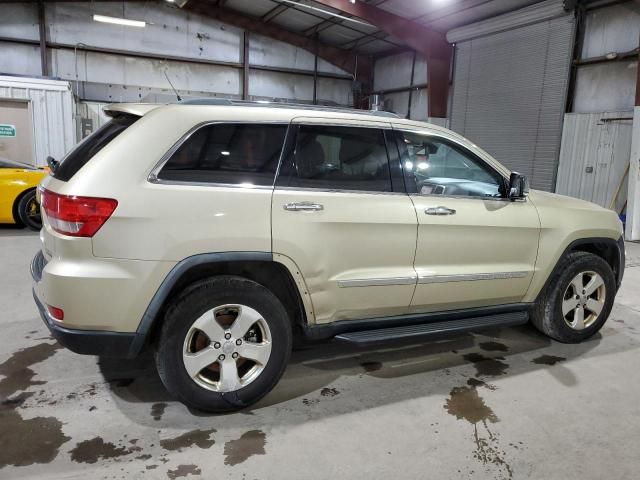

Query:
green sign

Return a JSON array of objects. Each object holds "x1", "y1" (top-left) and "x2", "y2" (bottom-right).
[{"x1": 0, "y1": 124, "x2": 16, "y2": 137}]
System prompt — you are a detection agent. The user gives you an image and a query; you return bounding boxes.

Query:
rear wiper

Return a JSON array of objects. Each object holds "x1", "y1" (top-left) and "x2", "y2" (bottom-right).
[{"x1": 46, "y1": 155, "x2": 58, "y2": 173}]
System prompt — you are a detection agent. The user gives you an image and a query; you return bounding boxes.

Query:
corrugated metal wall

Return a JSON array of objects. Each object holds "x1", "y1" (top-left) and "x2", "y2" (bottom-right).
[
  {"x1": 448, "y1": 0, "x2": 575, "y2": 192},
  {"x1": 556, "y1": 112, "x2": 633, "y2": 211},
  {"x1": 0, "y1": 2, "x2": 353, "y2": 105},
  {"x1": 0, "y1": 76, "x2": 74, "y2": 167},
  {"x1": 572, "y1": 3, "x2": 639, "y2": 114},
  {"x1": 372, "y1": 51, "x2": 429, "y2": 120}
]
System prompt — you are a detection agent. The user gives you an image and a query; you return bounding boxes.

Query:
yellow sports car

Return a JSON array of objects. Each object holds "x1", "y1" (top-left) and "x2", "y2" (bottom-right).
[{"x1": 0, "y1": 158, "x2": 48, "y2": 230}]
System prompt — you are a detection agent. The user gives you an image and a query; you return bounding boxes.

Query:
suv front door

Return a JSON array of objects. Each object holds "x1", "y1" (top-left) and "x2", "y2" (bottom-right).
[
  {"x1": 272, "y1": 118, "x2": 418, "y2": 325},
  {"x1": 394, "y1": 128, "x2": 540, "y2": 313}
]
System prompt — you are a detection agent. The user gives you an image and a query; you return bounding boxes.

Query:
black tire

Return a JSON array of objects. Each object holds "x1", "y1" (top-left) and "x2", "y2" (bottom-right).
[
  {"x1": 531, "y1": 251, "x2": 616, "y2": 343},
  {"x1": 155, "y1": 275, "x2": 292, "y2": 412},
  {"x1": 17, "y1": 189, "x2": 41, "y2": 231}
]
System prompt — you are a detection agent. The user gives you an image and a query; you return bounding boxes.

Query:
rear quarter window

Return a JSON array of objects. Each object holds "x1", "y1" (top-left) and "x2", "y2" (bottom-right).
[
  {"x1": 156, "y1": 123, "x2": 289, "y2": 186},
  {"x1": 53, "y1": 114, "x2": 139, "y2": 182}
]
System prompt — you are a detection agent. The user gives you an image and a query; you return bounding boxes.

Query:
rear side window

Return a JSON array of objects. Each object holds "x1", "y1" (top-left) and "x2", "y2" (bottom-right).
[
  {"x1": 277, "y1": 125, "x2": 392, "y2": 192},
  {"x1": 54, "y1": 114, "x2": 138, "y2": 181},
  {"x1": 157, "y1": 123, "x2": 288, "y2": 186}
]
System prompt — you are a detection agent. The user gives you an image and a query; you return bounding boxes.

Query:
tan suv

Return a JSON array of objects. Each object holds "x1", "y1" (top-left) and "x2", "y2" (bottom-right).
[{"x1": 31, "y1": 100, "x2": 625, "y2": 412}]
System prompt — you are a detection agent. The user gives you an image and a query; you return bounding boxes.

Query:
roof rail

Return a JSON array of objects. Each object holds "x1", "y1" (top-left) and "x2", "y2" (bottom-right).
[{"x1": 177, "y1": 98, "x2": 399, "y2": 118}]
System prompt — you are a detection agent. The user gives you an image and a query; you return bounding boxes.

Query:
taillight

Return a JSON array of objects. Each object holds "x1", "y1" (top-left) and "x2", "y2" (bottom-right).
[{"x1": 40, "y1": 188, "x2": 118, "y2": 237}]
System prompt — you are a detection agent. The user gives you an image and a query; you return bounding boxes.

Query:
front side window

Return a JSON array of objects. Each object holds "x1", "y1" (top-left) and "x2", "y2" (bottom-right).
[
  {"x1": 277, "y1": 125, "x2": 392, "y2": 192},
  {"x1": 157, "y1": 123, "x2": 288, "y2": 186},
  {"x1": 397, "y1": 131, "x2": 505, "y2": 198}
]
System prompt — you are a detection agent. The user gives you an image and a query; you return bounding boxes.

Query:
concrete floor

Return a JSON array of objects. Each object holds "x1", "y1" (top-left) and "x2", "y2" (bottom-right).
[{"x1": 1, "y1": 229, "x2": 639, "y2": 480}]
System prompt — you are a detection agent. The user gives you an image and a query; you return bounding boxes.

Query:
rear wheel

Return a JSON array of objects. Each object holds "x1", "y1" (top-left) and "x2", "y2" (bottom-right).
[
  {"x1": 17, "y1": 189, "x2": 41, "y2": 231},
  {"x1": 155, "y1": 275, "x2": 292, "y2": 412},
  {"x1": 531, "y1": 252, "x2": 615, "y2": 343}
]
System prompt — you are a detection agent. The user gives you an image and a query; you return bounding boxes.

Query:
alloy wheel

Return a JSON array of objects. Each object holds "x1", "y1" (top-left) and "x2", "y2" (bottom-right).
[
  {"x1": 561, "y1": 271, "x2": 606, "y2": 330},
  {"x1": 182, "y1": 304, "x2": 272, "y2": 392}
]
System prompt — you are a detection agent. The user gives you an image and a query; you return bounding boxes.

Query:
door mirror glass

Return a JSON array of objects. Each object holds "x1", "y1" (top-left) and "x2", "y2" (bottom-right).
[{"x1": 508, "y1": 172, "x2": 529, "y2": 199}]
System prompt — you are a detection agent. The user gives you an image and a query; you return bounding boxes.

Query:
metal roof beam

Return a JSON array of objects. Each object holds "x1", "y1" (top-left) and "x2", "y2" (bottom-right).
[{"x1": 309, "y1": 0, "x2": 452, "y2": 117}]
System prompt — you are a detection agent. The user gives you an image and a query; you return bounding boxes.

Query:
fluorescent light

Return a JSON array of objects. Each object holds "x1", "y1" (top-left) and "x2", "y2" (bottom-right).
[
  {"x1": 92, "y1": 14, "x2": 146, "y2": 28},
  {"x1": 275, "y1": 0, "x2": 373, "y2": 27},
  {"x1": 220, "y1": 151, "x2": 230, "y2": 156}
]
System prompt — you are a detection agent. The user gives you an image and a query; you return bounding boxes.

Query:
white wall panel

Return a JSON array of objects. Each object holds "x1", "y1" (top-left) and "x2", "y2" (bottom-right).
[
  {"x1": 249, "y1": 33, "x2": 348, "y2": 75},
  {"x1": 249, "y1": 70, "x2": 314, "y2": 101},
  {"x1": 0, "y1": 76, "x2": 74, "y2": 166},
  {"x1": 0, "y1": 2, "x2": 38, "y2": 40},
  {"x1": 573, "y1": 61, "x2": 637, "y2": 114},
  {"x1": 48, "y1": 2, "x2": 242, "y2": 63},
  {"x1": 582, "y1": 4, "x2": 640, "y2": 59},
  {"x1": 556, "y1": 111, "x2": 633, "y2": 211},
  {"x1": 0, "y1": 41, "x2": 41, "y2": 76}
]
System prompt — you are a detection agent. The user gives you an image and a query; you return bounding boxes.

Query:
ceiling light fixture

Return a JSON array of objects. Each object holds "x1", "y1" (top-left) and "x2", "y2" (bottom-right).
[
  {"x1": 92, "y1": 14, "x2": 146, "y2": 28},
  {"x1": 276, "y1": 0, "x2": 373, "y2": 27}
]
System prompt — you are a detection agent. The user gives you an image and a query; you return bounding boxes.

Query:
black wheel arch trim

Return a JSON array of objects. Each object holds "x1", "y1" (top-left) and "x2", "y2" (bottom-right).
[
  {"x1": 536, "y1": 236, "x2": 625, "y2": 303},
  {"x1": 129, "y1": 251, "x2": 273, "y2": 356}
]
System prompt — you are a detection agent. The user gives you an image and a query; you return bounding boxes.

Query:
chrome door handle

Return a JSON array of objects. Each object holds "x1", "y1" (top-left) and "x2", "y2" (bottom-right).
[
  {"x1": 425, "y1": 206, "x2": 456, "y2": 216},
  {"x1": 283, "y1": 202, "x2": 324, "y2": 212}
]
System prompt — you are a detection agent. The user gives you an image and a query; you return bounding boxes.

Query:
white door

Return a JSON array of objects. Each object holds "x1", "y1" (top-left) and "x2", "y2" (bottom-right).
[{"x1": 271, "y1": 118, "x2": 418, "y2": 325}]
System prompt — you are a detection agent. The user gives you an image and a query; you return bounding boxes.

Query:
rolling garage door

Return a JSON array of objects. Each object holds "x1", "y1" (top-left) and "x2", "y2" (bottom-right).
[{"x1": 447, "y1": 0, "x2": 575, "y2": 192}]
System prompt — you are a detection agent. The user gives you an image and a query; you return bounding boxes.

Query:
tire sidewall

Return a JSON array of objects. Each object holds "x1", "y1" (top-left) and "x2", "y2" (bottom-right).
[
  {"x1": 156, "y1": 276, "x2": 292, "y2": 412},
  {"x1": 547, "y1": 254, "x2": 615, "y2": 342},
  {"x1": 18, "y1": 190, "x2": 41, "y2": 231}
]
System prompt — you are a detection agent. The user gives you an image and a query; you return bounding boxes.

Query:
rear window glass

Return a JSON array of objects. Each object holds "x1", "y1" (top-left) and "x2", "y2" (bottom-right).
[
  {"x1": 53, "y1": 114, "x2": 138, "y2": 181},
  {"x1": 157, "y1": 123, "x2": 288, "y2": 186}
]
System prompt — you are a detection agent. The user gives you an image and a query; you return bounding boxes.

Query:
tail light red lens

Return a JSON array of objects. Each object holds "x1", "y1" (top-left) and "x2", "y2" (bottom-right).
[{"x1": 41, "y1": 188, "x2": 118, "y2": 237}]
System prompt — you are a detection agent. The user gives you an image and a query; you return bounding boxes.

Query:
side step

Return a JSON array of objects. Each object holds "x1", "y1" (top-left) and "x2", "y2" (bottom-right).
[{"x1": 334, "y1": 311, "x2": 528, "y2": 345}]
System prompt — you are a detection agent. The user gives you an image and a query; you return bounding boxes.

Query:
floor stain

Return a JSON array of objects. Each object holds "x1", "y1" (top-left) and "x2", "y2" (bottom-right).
[
  {"x1": 532, "y1": 355, "x2": 566, "y2": 366},
  {"x1": 69, "y1": 437, "x2": 140, "y2": 464},
  {"x1": 445, "y1": 382, "x2": 512, "y2": 479},
  {"x1": 467, "y1": 377, "x2": 497, "y2": 391},
  {"x1": 360, "y1": 361, "x2": 382, "y2": 372},
  {"x1": 167, "y1": 464, "x2": 201, "y2": 479},
  {"x1": 160, "y1": 429, "x2": 216, "y2": 452},
  {"x1": 478, "y1": 341, "x2": 509, "y2": 352},
  {"x1": 151, "y1": 402, "x2": 167, "y2": 421},
  {"x1": 445, "y1": 386, "x2": 499, "y2": 424},
  {"x1": 0, "y1": 409, "x2": 71, "y2": 468},
  {"x1": 223, "y1": 430, "x2": 267, "y2": 466},
  {"x1": 473, "y1": 421, "x2": 513, "y2": 480},
  {"x1": 463, "y1": 353, "x2": 509, "y2": 377},
  {"x1": 320, "y1": 387, "x2": 339, "y2": 397},
  {"x1": 302, "y1": 398, "x2": 319, "y2": 406},
  {"x1": 0, "y1": 342, "x2": 62, "y2": 402}
]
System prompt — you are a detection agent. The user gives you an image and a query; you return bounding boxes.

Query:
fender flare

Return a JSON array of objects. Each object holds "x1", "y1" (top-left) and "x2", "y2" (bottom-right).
[{"x1": 128, "y1": 251, "x2": 272, "y2": 356}]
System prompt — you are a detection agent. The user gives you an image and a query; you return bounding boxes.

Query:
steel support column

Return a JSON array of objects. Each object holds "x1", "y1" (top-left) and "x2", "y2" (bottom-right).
[
  {"x1": 242, "y1": 31, "x2": 249, "y2": 100},
  {"x1": 38, "y1": 0, "x2": 48, "y2": 76}
]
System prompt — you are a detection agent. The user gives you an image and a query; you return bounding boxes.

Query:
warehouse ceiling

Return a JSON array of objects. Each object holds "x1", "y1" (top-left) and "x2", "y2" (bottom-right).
[{"x1": 218, "y1": 0, "x2": 545, "y2": 55}]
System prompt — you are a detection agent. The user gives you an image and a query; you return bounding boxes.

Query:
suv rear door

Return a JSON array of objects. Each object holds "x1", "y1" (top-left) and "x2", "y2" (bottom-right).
[
  {"x1": 393, "y1": 128, "x2": 540, "y2": 313},
  {"x1": 271, "y1": 118, "x2": 418, "y2": 325}
]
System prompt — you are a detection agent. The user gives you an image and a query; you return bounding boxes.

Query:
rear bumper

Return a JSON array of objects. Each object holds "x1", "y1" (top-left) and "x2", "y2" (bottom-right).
[{"x1": 31, "y1": 251, "x2": 139, "y2": 357}]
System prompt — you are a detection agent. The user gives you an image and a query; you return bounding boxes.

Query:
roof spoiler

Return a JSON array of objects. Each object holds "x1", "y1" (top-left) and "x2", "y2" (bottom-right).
[{"x1": 103, "y1": 103, "x2": 162, "y2": 118}]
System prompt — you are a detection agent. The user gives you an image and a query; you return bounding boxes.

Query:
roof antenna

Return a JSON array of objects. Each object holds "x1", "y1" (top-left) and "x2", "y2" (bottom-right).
[{"x1": 164, "y1": 67, "x2": 182, "y2": 102}]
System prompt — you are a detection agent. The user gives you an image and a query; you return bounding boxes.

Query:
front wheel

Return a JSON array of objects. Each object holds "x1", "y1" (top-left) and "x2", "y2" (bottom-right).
[
  {"x1": 17, "y1": 189, "x2": 41, "y2": 231},
  {"x1": 155, "y1": 275, "x2": 292, "y2": 412},
  {"x1": 531, "y1": 251, "x2": 616, "y2": 343}
]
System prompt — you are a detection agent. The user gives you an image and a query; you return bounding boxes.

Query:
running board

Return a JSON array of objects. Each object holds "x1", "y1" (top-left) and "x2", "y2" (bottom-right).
[{"x1": 334, "y1": 311, "x2": 529, "y2": 345}]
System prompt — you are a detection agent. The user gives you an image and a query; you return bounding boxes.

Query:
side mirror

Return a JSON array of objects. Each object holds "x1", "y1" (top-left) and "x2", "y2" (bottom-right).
[{"x1": 508, "y1": 172, "x2": 529, "y2": 200}]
